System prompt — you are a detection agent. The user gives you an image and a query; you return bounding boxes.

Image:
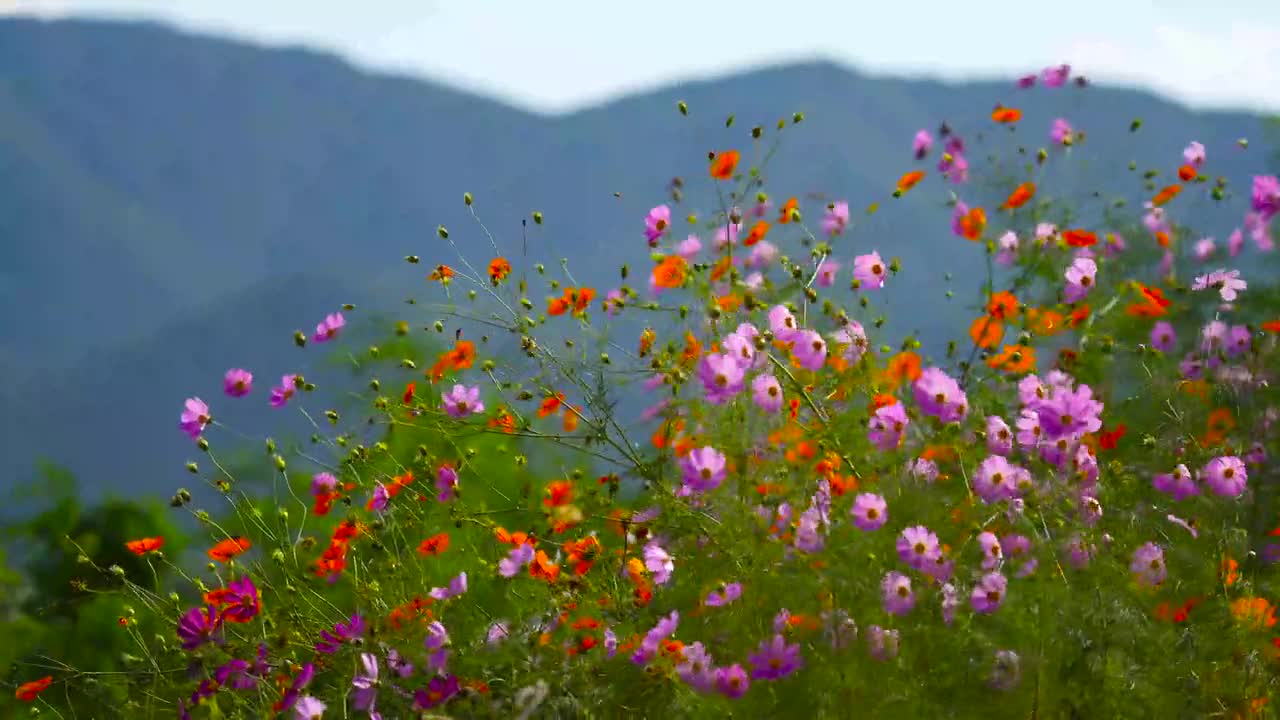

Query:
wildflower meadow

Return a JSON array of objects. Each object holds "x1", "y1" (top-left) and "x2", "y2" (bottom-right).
[{"x1": 10, "y1": 63, "x2": 1280, "y2": 719}]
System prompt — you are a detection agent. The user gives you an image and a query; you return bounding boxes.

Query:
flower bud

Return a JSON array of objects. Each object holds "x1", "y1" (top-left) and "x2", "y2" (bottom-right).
[
  {"x1": 185, "y1": 461, "x2": 199, "y2": 474},
  {"x1": 437, "y1": 225, "x2": 449, "y2": 238},
  {"x1": 197, "y1": 437, "x2": 209, "y2": 452},
  {"x1": 677, "y1": 100, "x2": 688, "y2": 115},
  {"x1": 532, "y1": 211, "x2": 544, "y2": 225},
  {"x1": 293, "y1": 331, "x2": 307, "y2": 347},
  {"x1": 274, "y1": 455, "x2": 287, "y2": 472}
]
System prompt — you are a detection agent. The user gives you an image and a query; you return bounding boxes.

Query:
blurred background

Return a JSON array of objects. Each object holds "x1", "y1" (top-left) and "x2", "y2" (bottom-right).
[{"x1": 1, "y1": 0, "x2": 1278, "y2": 710}]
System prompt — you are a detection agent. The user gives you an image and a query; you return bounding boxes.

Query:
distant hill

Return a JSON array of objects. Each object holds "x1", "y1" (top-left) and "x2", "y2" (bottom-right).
[{"x1": 0, "y1": 17, "x2": 1274, "y2": 506}]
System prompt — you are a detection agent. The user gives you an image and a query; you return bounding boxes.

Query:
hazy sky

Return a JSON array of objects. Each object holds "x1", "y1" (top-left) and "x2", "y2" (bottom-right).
[{"x1": 3, "y1": 0, "x2": 1279, "y2": 114}]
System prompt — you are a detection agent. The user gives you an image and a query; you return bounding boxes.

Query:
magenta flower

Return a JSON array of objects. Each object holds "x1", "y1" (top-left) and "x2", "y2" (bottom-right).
[
  {"x1": 868, "y1": 402, "x2": 908, "y2": 451},
  {"x1": 1050, "y1": 118, "x2": 1073, "y2": 145},
  {"x1": 1252, "y1": 175, "x2": 1280, "y2": 221},
  {"x1": 706, "y1": 582, "x2": 743, "y2": 607},
  {"x1": 1042, "y1": 63, "x2": 1070, "y2": 87},
  {"x1": 698, "y1": 353, "x2": 746, "y2": 405},
  {"x1": 679, "y1": 446, "x2": 727, "y2": 495},
  {"x1": 177, "y1": 605, "x2": 221, "y2": 650},
  {"x1": 977, "y1": 531, "x2": 1003, "y2": 570},
  {"x1": 1130, "y1": 542, "x2": 1166, "y2": 586},
  {"x1": 270, "y1": 374, "x2": 299, "y2": 408},
  {"x1": 821, "y1": 202, "x2": 849, "y2": 236},
  {"x1": 217, "y1": 576, "x2": 261, "y2": 624},
  {"x1": 1063, "y1": 257, "x2": 1096, "y2": 303},
  {"x1": 751, "y1": 374, "x2": 783, "y2": 414},
  {"x1": 644, "y1": 204, "x2": 671, "y2": 244},
  {"x1": 881, "y1": 572, "x2": 916, "y2": 616},
  {"x1": 1035, "y1": 381, "x2": 1103, "y2": 439},
  {"x1": 414, "y1": 675, "x2": 459, "y2": 710},
  {"x1": 850, "y1": 492, "x2": 888, "y2": 531},
  {"x1": 423, "y1": 620, "x2": 450, "y2": 671},
  {"x1": 179, "y1": 397, "x2": 211, "y2": 439},
  {"x1": 913, "y1": 129, "x2": 933, "y2": 159},
  {"x1": 435, "y1": 464, "x2": 460, "y2": 503},
  {"x1": 313, "y1": 312, "x2": 345, "y2": 343},
  {"x1": 950, "y1": 201, "x2": 970, "y2": 237},
  {"x1": 1227, "y1": 325, "x2": 1251, "y2": 356},
  {"x1": 897, "y1": 525, "x2": 940, "y2": 570},
  {"x1": 676, "y1": 642, "x2": 716, "y2": 693},
  {"x1": 715, "y1": 664, "x2": 751, "y2": 698},
  {"x1": 276, "y1": 664, "x2": 315, "y2": 715},
  {"x1": 367, "y1": 483, "x2": 390, "y2": 513},
  {"x1": 748, "y1": 634, "x2": 802, "y2": 680},
  {"x1": 974, "y1": 455, "x2": 1023, "y2": 503},
  {"x1": 852, "y1": 251, "x2": 887, "y2": 289},
  {"x1": 1016, "y1": 73, "x2": 1036, "y2": 89},
  {"x1": 223, "y1": 369, "x2": 253, "y2": 398},
  {"x1": 1150, "y1": 322, "x2": 1177, "y2": 353},
  {"x1": 350, "y1": 653, "x2": 380, "y2": 718},
  {"x1": 970, "y1": 572, "x2": 1008, "y2": 613},
  {"x1": 1228, "y1": 228, "x2": 1244, "y2": 257},
  {"x1": 913, "y1": 367, "x2": 968, "y2": 423},
  {"x1": 791, "y1": 330, "x2": 827, "y2": 371},
  {"x1": 315, "y1": 613, "x2": 365, "y2": 654},
  {"x1": 441, "y1": 384, "x2": 483, "y2": 418},
  {"x1": 1192, "y1": 269, "x2": 1247, "y2": 301},
  {"x1": 767, "y1": 305, "x2": 801, "y2": 342},
  {"x1": 1202, "y1": 456, "x2": 1247, "y2": 497},
  {"x1": 310, "y1": 472, "x2": 338, "y2": 496}
]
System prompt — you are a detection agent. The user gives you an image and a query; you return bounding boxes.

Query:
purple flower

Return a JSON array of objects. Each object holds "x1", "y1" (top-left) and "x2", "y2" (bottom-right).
[
  {"x1": 906, "y1": 457, "x2": 939, "y2": 482},
  {"x1": 1130, "y1": 542, "x2": 1166, "y2": 586},
  {"x1": 679, "y1": 446, "x2": 727, "y2": 495},
  {"x1": 293, "y1": 696, "x2": 326, "y2": 720},
  {"x1": 881, "y1": 572, "x2": 916, "y2": 616},
  {"x1": 751, "y1": 374, "x2": 783, "y2": 414},
  {"x1": 1017, "y1": 73, "x2": 1037, "y2": 88},
  {"x1": 791, "y1": 330, "x2": 827, "y2": 371},
  {"x1": 913, "y1": 367, "x2": 968, "y2": 423},
  {"x1": 1042, "y1": 63, "x2": 1070, "y2": 87},
  {"x1": 748, "y1": 634, "x2": 802, "y2": 680},
  {"x1": 973, "y1": 455, "x2": 1023, "y2": 503},
  {"x1": 313, "y1": 312, "x2": 345, "y2": 343},
  {"x1": 850, "y1": 493, "x2": 888, "y2": 531},
  {"x1": 644, "y1": 205, "x2": 671, "y2": 244},
  {"x1": 179, "y1": 397, "x2": 211, "y2": 439},
  {"x1": 970, "y1": 572, "x2": 1008, "y2": 613},
  {"x1": 414, "y1": 675, "x2": 460, "y2": 710},
  {"x1": 1063, "y1": 257, "x2": 1096, "y2": 302},
  {"x1": 815, "y1": 259, "x2": 841, "y2": 287},
  {"x1": 715, "y1": 664, "x2": 751, "y2": 698},
  {"x1": 429, "y1": 572, "x2": 468, "y2": 601},
  {"x1": 868, "y1": 403, "x2": 908, "y2": 451},
  {"x1": 499, "y1": 543, "x2": 535, "y2": 577},
  {"x1": 821, "y1": 202, "x2": 849, "y2": 236},
  {"x1": 897, "y1": 525, "x2": 940, "y2": 570},
  {"x1": 986, "y1": 416, "x2": 1013, "y2": 455},
  {"x1": 435, "y1": 464, "x2": 459, "y2": 502},
  {"x1": 315, "y1": 614, "x2": 365, "y2": 654},
  {"x1": 705, "y1": 582, "x2": 743, "y2": 607},
  {"x1": 1035, "y1": 381, "x2": 1103, "y2": 439},
  {"x1": 1252, "y1": 175, "x2": 1280, "y2": 221},
  {"x1": 721, "y1": 332, "x2": 756, "y2": 368},
  {"x1": 643, "y1": 541, "x2": 674, "y2": 584},
  {"x1": 423, "y1": 621, "x2": 450, "y2": 671},
  {"x1": 368, "y1": 483, "x2": 390, "y2": 513},
  {"x1": 1184, "y1": 141, "x2": 1205, "y2": 168},
  {"x1": 223, "y1": 369, "x2": 253, "y2": 398},
  {"x1": 270, "y1": 374, "x2": 299, "y2": 408},
  {"x1": 867, "y1": 625, "x2": 900, "y2": 661},
  {"x1": 1193, "y1": 237, "x2": 1216, "y2": 262},
  {"x1": 1050, "y1": 118, "x2": 1073, "y2": 145},
  {"x1": 632, "y1": 611, "x2": 679, "y2": 666},
  {"x1": 1227, "y1": 325, "x2": 1252, "y2": 356},
  {"x1": 676, "y1": 642, "x2": 716, "y2": 693},
  {"x1": 852, "y1": 251, "x2": 887, "y2": 289},
  {"x1": 1203, "y1": 456, "x2": 1247, "y2": 497},
  {"x1": 1150, "y1": 322, "x2": 1177, "y2": 353},
  {"x1": 677, "y1": 234, "x2": 702, "y2": 260},
  {"x1": 351, "y1": 653, "x2": 381, "y2": 719},
  {"x1": 217, "y1": 575, "x2": 261, "y2": 624},
  {"x1": 177, "y1": 605, "x2": 221, "y2": 650},
  {"x1": 830, "y1": 322, "x2": 868, "y2": 363},
  {"x1": 913, "y1": 129, "x2": 933, "y2": 159},
  {"x1": 698, "y1": 352, "x2": 746, "y2": 405},
  {"x1": 1201, "y1": 320, "x2": 1228, "y2": 353},
  {"x1": 977, "y1": 532, "x2": 1003, "y2": 570},
  {"x1": 996, "y1": 230, "x2": 1019, "y2": 266},
  {"x1": 768, "y1": 305, "x2": 800, "y2": 342},
  {"x1": 1192, "y1": 269, "x2": 1247, "y2": 302},
  {"x1": 275, "y1": 663, "x2": 315, "y2": 714},
  {"x1": 310, "y1": 472, "x2": 338, "y2": 496},
  {"x1": 441, "y1": 384, "x2": 483, "y2": 418}
]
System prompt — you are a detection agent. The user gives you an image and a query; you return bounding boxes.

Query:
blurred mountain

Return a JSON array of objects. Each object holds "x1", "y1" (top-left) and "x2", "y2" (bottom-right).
[{"x1": 0, "y1": 17, "x2": 1273, "y2": 504}]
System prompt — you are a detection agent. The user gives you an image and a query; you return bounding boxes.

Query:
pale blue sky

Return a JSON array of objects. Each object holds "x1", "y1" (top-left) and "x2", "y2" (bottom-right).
[{"x1": 4, "y1": 0, "x2": 1279, "y2": 113}]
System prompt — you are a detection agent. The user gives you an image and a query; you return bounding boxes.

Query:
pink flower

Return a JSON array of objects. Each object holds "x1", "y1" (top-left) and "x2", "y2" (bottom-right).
[
  {"x1": 1228, "y1": 228, "x2": 1244, "y2": 257},
  {"x1": 313, "y1": 312, "x2": 345, "y2": 343},
  {"x1": 986, "y1": 415, "x2": 1013, "y2": 455},
  {"x1": 974, "y1": 455, "x2": 1023, "y2": 503},
  {"x1": 821, "y1": 202, "x2": 849, "y2": 236},
  {"x1": 677, "y1": 234, "x2": 702, "y2": 260},
  {"x1": 713, "y1": 221, "x2": 742, "y2": 249},
  {"x1": 768, "y1": 305, "x2": 801, "y2": 342},
  {"x1": 643, "y1": 541, "x2": 674, "y2": 585},
  {"x1": 1016, "y1": 73, "x2": 1036, "y2": 89},
  {"x1": 436, "y1": 465, "x2": 459, "y2": 502},
  {"x1": 698, "y1": 353, "x2": 746, "y2": 405},
  {"x1": 881, "y1": 572, "x2": 915, "y2": 616},
  {"x1": 1202, "y1": 456, "x2": 1247, "y2": 497},
  {"x1": 852, "y1": 251, "x2": 887, "y2": 289},
  {"x1": 1193, "y1": 237, "x2": 1216, "y2": 262},
  {"x1": 868, "y1": 402, "x2": 908, "y2": 451},
  {"x1": 995, "y1": 230, "x2": 1019, "y2": 266},
  {"x1": 179, "y1": 397, "x2": 211, "y2": 439},
  {"x1": 897, "y1": 525, "x2": 940, "y2": 570},
  {"x1": 1041, "y1": 63, "x2": 1070, "y2": 88},
  {"x1": 791, "y1": 330, "x2": 827, "y2": 371},
  {"x1": 1183, "y1": 141, "x2": 1205, "y2": 168},
  {"x1": 1050, "y1": 118, "x2": 1073, "y2": 145},
  {"x1": 1130, "y1": 542, "x2": 1166, "y2": 586},
  {"x1": 1192, "y1": 269, "x2": 1246, "y2": 301},
  {"x1": 850, "y1": 493, "x2": 888, "y2": 531},
  {"x1": 441, "y1": 384, "x2": 483, "y2": 418},
  {"x1": 913, "y1": 367, "x2": 968, "y2": 423},
  {"x1": 1064, "y1": 257, "x2": 1096, "y2": 303},
  {"x1": 270, "y1": 374, "x2": 299, "y2": 408},
  {"x1": 223, "y1": 368, "x2": 253, "y2": 398},
  {"x1": 829, "y1": 323, "x2": 868, "y2": 363},
  {"x1": 1153, "y1": 464, "x2": 1197, "y2": 501},
  {"x1": 815, "y1": 259, "x2": 841, "y2": 287},
  {"x1": 644, "y1": 205, "x2": 671, "y2": 245},
  {"x1": 913, "y1": 129, "x2": 933, "y2": 159},
  {"x1": 679, "y1": 446, "x2": 726, "y2": 495},
  {"x1": 977, "y1": 532, "x2": 1003, "y2": 570},
  {"x1": 751, "y1": 374, "x2": 783, "y2": 414},
  {"x1": 1252, "y1": 175, "x2": 1280, "y2": 221},
  {"x1": 970, "y1": 572, "x2": 1008, "y2": 613},
  {"x1": 1150, "y1": 322, "x2": 1177, "y2": 353}
]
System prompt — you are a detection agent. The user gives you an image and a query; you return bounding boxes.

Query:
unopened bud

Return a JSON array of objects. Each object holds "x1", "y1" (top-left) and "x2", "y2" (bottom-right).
[
  {"x1": 293, "y1": 331, "x2": 307, "y2": 347},
  {"x1": 532, "y1": 211, "x2": 544, "y2": 225},
  {"x1": 437, "y1": 225, "x2": 449, "y2": 238}
]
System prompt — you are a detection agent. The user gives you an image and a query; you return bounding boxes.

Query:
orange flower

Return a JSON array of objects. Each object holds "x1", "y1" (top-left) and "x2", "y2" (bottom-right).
[
  {"x1": 530, "y1": 550, "x2": 561, "y2": 582},
  {"x1": 652, "y1": 255, "x2": 688, "y2": 289},
  {"x1": 991, "y1": 106, "x2": 1022, "y2": 123},
  {"x1": 1177, "y1": 164, "x2": 1198, "y2": 181},
  {"x1": 895, "y1": 170, "x2": 925, "y2": 195},
  {"x1": 548, "y1": 295, "x2": 570, "y2": 316},
  {"x1": 638, "y1": 328, "x2": 656, "y2": 357},
  {"x1": 538, "y1": 393, "x2": 565, "y2": 418},
  {"x1": 572, "y1": 287, "x2": 596, "y2": 314},
  {"x1": 494, "y1": 527, "x2": 536, "y2": 547},
  {"x1": 744, "y1": 220, "x2": 770, "y2": 246},
  {"x1": 778, "y1": 197, "x2": 799, "y2": 223},
  {"x1": 1151, "y1": 183, "x2": 1182, "y2": 206},
  {"x1": 987, "y1": 291, "x2": 1019, "y2": 320},
  {"x1": 417, "y1": 533, "x2": 450, "y2": 557},
  {"x1": 1001, "y1": 182, "x2": 1036, "y2": 209},
  {"x1": 488, "y1": 408, "x2": 516, "y2": 434},
  {"x1": 544, "y1": 480, "x2": 574, "y2": 508},
  {"x1": 969, "y1": 315, "x2": 1004, "y2": 349},
  {"x1": 959, "y1": 207, "x2": 986, "y2": 240},
  {"x1": 1230, "y1": 597, "x2": 1277, "y2": 630},
  {"x1": 1067, "y1": 305, "x2": 1091, "y2": 327},
  {"x1": 1024, "y1": 307, "x2": 1064, "y2": 336},
  {"x1": 1155, "y1": 230, "x2": 1171, "y2": 248},
  {"x1": 1126, "y1": 283, "x2": 1171, "y2": 318},
  {"x1": 15, "y1": 676, "x2": 52, "y2": 702},
  {"x1": 445, "y1": 340, "x2": 476, "y2": 370},
  {"x1": 709, "y1": 150, "x2": 740, "y2": 180},
  {"x1": 716, "y1": 294, "x2": 741, "y2": 312},
  {"x1": 987, "y1": 344, "x2": 1036, "y2": 374},
  {"x1": 565, "y1": 536, "x2": 602, "y2": 576},
  {"x1": 208, "y1": 536, "x2": 252, "y2": 563},
  {"x1": 709, "y1": 255, "x2": 733, "y2": 283},
  {"x1": 563, "y1": 406, "x2": 581, "y2": 433},
  {"x1": 1222, "y1": 555, "x2": 1240, "y2": 587},
  {"x1": 429, "y1": 264, "x2": 454, "y2": 282},
  {"x1": 488, "y1": 257, "x2": 512, "y2": 283},
  {"x1": 886, "y1": 351, "x2": 922, "y2": 386},
  {"x1": 125, "y1": 536, "x2": 164, "y2": 555},
  {"x1": 868, "y1": 393, "x2": 898, "y2": 414},
  {"x1": 1062, "y1": 229, "x2": 1097, "y2": 247}
]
